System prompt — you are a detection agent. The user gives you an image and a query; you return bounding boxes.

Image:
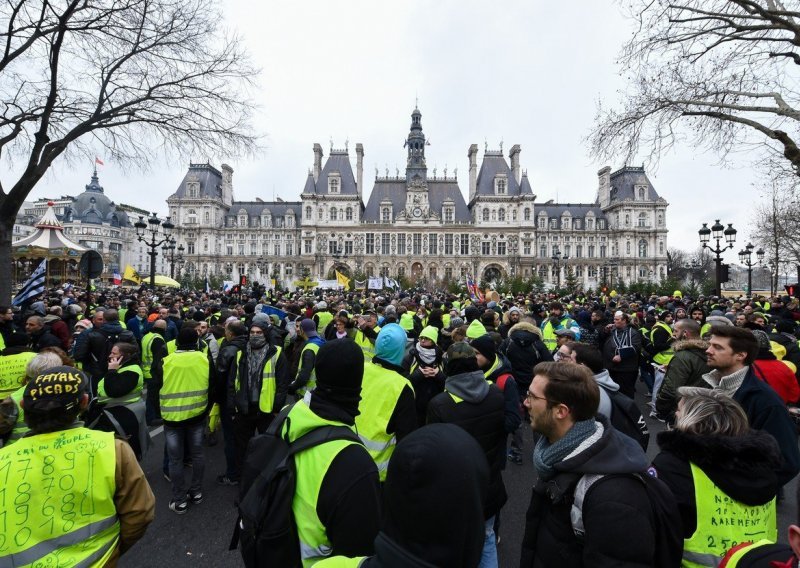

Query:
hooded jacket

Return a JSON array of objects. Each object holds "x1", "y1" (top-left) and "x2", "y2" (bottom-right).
[
  {"x1": 427, "y1": 370, "x2": 507, "y2": 519},
  {"x1": 405, "y1": 343, "x2": 446, "y2": 427},
  {"x1": 651, "y1": 428, "x2": 781, "y2": 538},
  {"x1": 354, "y1": 423, "x2": 489, "y2": 568},
  {"x1": 214, "y1": 334, "x2": 247, "y2": 404},
  {"x1": 501, "y1": 321, "x2": 553, "y2": 391},
  {"x1": 520, "y1": 416, "x2": 656, "y2": 568},
  {"x1": 655, "y1": 339, "x2": 712, "y2": 423},
  {"x1": 752, "y1": 355, "x2": 800, "y2": 404}
]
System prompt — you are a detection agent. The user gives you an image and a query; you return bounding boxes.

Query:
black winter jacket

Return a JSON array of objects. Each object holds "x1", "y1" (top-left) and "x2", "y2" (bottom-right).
[
  {"x1": 520, "y1": 416, "x2": 657, "y2": 568},
  {"x1": 501, "y1": 322, "x2": 553, "y2": 393},
  {"x1": 229, "y1": 342, "x2": 289, "y2": 416},
  {"x1": 651, "y1": 428, "x2": 781, "y2": 538},
  {"x1": 484, "y1": 354, "x2": 522, "y2": 434},
  {"x1": 427, "y1": 370, "x2": 507, "y2": 519},
  {"x1": 214, "y1": 334, "x2": 247, "y2": 404}
]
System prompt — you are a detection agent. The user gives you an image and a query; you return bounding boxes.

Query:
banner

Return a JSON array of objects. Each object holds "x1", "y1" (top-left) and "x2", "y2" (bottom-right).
[
  {"x1": 113, "y1": 271, "x2": 122, "y2": 285},
  {"x1": 335, "y1": 270, "x2": 351, "y2": 289},
  {"x1": 12, "y1": 259, "x2": 46, "y2": 306},
  {"x1": 123, "y1": 265, "x2": 141, "y2": 284},
  {"x1": 368, "y1": 277, "x2": 384, "y2": 290}
]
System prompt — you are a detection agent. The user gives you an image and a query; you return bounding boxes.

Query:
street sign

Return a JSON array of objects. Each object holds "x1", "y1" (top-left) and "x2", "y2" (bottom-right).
[{"x1": 79, "y1": 250, "x2": 104, "y2": 279}]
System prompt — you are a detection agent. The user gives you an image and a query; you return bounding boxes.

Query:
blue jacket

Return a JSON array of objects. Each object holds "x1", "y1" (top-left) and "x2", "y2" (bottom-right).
[{"x1": 733, "y1": 367, "x2": 800, "y2": 486}]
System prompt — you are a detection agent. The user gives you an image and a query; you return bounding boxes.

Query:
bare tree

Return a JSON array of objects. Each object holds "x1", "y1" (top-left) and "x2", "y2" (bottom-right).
[
  {"x1": 590, "y1": 1, "x2": 800, "y2": 175},
  {"x1": 0, "y1": 0, "x2": 258, "y2": 299}
]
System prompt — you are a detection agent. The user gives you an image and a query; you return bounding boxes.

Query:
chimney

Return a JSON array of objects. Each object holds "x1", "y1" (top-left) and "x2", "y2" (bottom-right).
[
  {"x1": 597, "y1": 166, "x2": 612, "y2": 208},
  {"x1": 509, "y1": 144, "x2": 521, "y2": 185},
  {"x1": 468, "y1": 144, "x2": 478, "y2": 202},
  {"x1": 221, "y1": 163, "x2": 233, "y2": 208},
  {"x1": 356, "y1": 143, "x2": 364, "y2": 204},
  {"x1": 313, "y1": 143, "x2": 323, "y2": 182}
]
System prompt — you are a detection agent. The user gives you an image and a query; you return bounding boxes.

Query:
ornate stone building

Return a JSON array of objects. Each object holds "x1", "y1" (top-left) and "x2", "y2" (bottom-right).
[{"x1": 167, "y1": 107, "x2": 669, "y2": 289}]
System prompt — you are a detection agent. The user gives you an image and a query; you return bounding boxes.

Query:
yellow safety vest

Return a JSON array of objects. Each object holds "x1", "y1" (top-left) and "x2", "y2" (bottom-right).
[
  {"x1": 0, "y1": 428, "x2": 120, "y2": 567},
  {"x1": 314, "y1": 557, "x2": 367, "y2": 567},
  {"x1": 355, "y1": 361, "x2": 413, "y2": 481},
  {"x1": 283, "y1": 401, "x2": 362, "y2": 568},
  {"x1": 296, "y1": 341, "x2": 321, "y2": 397},
  {"x1": 160, "y1": 350, "x2": 209, "y2": 422},
  {"x1": 166, "y1": 339, "x2": 177, "y2": 355},
  {"x1": 682, "y1": 463, "x2": 776, "y2": 567},
  {"x1": 140, "y1": 332, "x2": 162, "y2": 379},
  {"x1": 650, "y1": 321, "x2": 675, "y2": 365},
  {"x1": 235, "y1": 346, "x2": 282, "y2": 414},
  {"x1": 315, "y1": 312, "x2": 333, "y2": 335},
  {"x1": 5, "y1": 385, "x2": 29, "y2": 444},
  {"x1": 0, "y1": 350, "x2": 36, "y2": 398},
  {"x1": 542, "y1": 317, "x2": 570, "y2": 351},
  {"x1": 97, "y1": 363, "x2": 144, "y2": 405},
  {"x1": 353, "y1": 329, "x2": 376, "y2": 362}
]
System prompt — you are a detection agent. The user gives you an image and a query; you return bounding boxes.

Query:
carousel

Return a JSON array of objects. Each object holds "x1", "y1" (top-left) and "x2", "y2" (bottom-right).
[{"x1": 12, "y1": 201, "x2": 88, "y2": 286}]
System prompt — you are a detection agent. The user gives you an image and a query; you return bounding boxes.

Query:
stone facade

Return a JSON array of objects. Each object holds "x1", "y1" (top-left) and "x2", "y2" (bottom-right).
[{"x1": 167, "y1": 107, "x2": 669, "y2": 289}]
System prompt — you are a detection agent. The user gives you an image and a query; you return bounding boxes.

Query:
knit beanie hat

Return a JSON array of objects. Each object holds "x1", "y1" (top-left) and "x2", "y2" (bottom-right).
[
  {"x1": 177, "y1": 327, "x2": 199, "y2": 349},
  {"x1": 252, "y1": 313, "x2": 272, "y2": 328},
  {"x1": 314, "y1": 338, "x2": 363, "y2": 395},
  {"x1": 300, "y1": 318, "x2": 318, "y2": 338},
  {"x1": 375, "y1": 323, "x2": 408, "y2": 366},
  {"x1": 444, "y1": 342, "x2": 478, "y2": 376},
  {"x1": 419, "y1": 326, "x2": 439, "y2": 344},
  {"x1": 466, "y1": 319, "x2": 487, "y2": 340},
  {"x1": 470, "y1": 334, "x2": 496, "y2": 361},
  {"x1": 449, "y1": 317, "x2": 464, "y2": 329},
  {"x1": 751, "y1": 330, "x2": 772, "y2": 354}
]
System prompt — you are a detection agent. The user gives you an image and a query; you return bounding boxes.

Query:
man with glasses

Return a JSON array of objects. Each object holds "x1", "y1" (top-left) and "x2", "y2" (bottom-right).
[{"x1": 519, "y1": 361, "x2": 669, "y2": 567}]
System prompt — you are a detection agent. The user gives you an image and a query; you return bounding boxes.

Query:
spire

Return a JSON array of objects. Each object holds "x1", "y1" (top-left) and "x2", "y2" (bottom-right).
[
  {"x1": 405, "y1": 105, "x2": 427, "y2": 184},
  {"x1": 85, "y1": 169, "x2": 104, "y2": 193}
]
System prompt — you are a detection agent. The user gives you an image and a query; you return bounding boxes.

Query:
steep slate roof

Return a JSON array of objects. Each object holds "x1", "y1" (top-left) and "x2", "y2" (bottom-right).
[
  {"x1": 609, "y1": 166, "x2": 660, "y2": 202},
  {"x1": 475, "y1": 152, "x2": 522, "y2": 196},
  {"x1": 519, "y1": 173, "x2": 534, "y2": 195},
  {"x1": 171, "y1": 163, "x2": 223, "y2": 199},
  {"x1": 363, "y1": 180, "x2": 470, "y2": 223},
  {"x1": 302, "y1": 172, "x2": 316, "y2": 194},
  {"x1": 309, "y1": 151, "x2": 358, "y2": 195},
  {"x1": 535, "y1": 203, "x2": 608, "y2": 220}
]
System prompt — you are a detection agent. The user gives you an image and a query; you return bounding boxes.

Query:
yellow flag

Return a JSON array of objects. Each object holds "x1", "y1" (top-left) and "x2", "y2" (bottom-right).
[
  {"x1": 123, "y1": 265, "x2": 141, "y2": 284},
  {"x1": 335, "y1": 270, "x2": 350, "y2": 289}
]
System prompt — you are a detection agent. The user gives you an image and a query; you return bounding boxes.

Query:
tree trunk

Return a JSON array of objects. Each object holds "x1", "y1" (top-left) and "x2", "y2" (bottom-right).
[{"x1": 0, "y1": 216, "x2": 16, "y2": 303}]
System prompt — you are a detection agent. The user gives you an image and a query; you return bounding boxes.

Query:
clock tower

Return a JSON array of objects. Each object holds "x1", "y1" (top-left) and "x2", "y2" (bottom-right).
[{"x1": 403, "y1": 105, "x2": 431, "y2": 221}]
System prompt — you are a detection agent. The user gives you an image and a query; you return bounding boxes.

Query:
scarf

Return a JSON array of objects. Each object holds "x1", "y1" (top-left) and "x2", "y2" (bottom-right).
[
  {"x1": 533, "y1": 418, "x2": 598, "y2": 481},
  {"x1": 336, "y1": 330, "x2": 348, "y2": 339},
  {"x1": 415, "y1": 342, "x2": 437, "y2": 365},
  {"x1": 246, "y1": 344, "x2": 269, "y2": 406}
]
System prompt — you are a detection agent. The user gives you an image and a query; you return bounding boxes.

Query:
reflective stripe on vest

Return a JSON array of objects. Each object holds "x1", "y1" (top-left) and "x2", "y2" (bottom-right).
[
  {"x1": 97, "y1": 363, "x2": 144, "y2": 405},
  {"x1": 683, "y1": 463, "x2": 776, "y2": 567},
  {"x1": 355, "y1": 361, "x2": 413, "y2": 481},
  {"x1": 483, "y1": 356, "x2": 501, "y2": 380},
  {"x1": 140, "y1": 332, "x2": 158, "y2": 379},
  {"x1": 6, "y1": 385, "x2": 29, "y2": 443},
  {"x1": 0, "y1": 351, "x2": 36, "y2": 398},
  {"x1": 296, "y1": 341, "x2": 321, "y2": 397},
  {"x1": 234, "y1": 346, "x2": 282, "y2": 414},
  {"x1": 160, "y1": 350, "x2": 209, "y2": 421},
  {"x1": 0, "y1": 428, "x2": 120, "y2": 567},
  {"x1": 650, "y1": 321, "x2": 675, "y2": 365},
  {"x1": 718, "y1": 539, "x2": 775, "y2": 567},
  {"x1": 354, "y1": 330, "x2": 376, "y2": 362},
  {"x1": 283, "y1": 401, "x2": 361, "y2": 567}
]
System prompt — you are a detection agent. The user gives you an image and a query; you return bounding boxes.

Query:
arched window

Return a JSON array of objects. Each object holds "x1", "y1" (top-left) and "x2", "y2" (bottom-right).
[
  {"x1": 638, "y1": 187, "x2": 646, "y2": 200},
  {"x1": 329, "y1": 177, "x2": 339, "y2": 193},
  {"x1": 659, "y1": 241, "x2": 664, "y2": 254},
  {"x1": 330, "y1": 207, "x2": 337, "y2": 221},
  {"x1": 626, "y1": 241, "x2": 631, "y2": 255},
  {"x1": 346, "y1": 207, "x2": 353, "y2": 221},
  {"x1": 625, "y1": 214, "x2": 630, "y2": 226},
  {"x1": 524, "y1": 208, "x2": 531, "y2": 221},
  {"x1": 482, "y1": 208, "x2": 489, "y2": 222},
  {"x1": 512, "y1": 210, "x2": 517, "y2": 221},
  {"x1": 638, "y1": 240, "x2": 648, "y2": 258},
  {"x1": 498, "y1": 209, "x2": 506, "y2": 222},
  {"x1": 204, "y1": 211, "x2": 210, "y2": 223},
  {"x1": 382, "y1": 208, "x2": 390, "y2": 222},
  {"x1": 658, "y1": 213, "x2": 664, "y2": 226},
  {"x1": 638, "y1": 212, "x2": 647, "y2": 227}
]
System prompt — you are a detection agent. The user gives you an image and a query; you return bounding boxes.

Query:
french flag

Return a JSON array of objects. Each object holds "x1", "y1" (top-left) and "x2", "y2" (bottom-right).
[{"x1": 113, "y1": 271, "x2": 122, "y2": 285}]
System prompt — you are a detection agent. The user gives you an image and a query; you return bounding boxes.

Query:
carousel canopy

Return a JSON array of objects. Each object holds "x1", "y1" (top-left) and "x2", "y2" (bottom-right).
[{"x1": 13, "y1": 201, "x2": 88, "y2": 259}]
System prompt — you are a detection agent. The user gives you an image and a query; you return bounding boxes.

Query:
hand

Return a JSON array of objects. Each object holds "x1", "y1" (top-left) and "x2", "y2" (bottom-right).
[
  {"x1": 420, "y1": 366, "x2": 437, "y2": 378},
  {"x1": 107, "y1": 355, "x2": 123, "y2": 370},
  {"x1": 612, "y1": 355, "x2": 622, "y2": 364}
]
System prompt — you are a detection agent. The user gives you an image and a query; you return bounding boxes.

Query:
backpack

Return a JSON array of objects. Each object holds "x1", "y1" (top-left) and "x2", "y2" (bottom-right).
[
  {"x1": 102, "y1": 328, "x2": 137, "y2": 362},
  {"x1": 605, "y1": 388, "x2": 650, "y2": 451},
  {"x1": 230, "y1": 403, "x2": 362, "y2": 568},
  {"x1": 571, "y1": 471, "x2": 683, "y2": 568}
]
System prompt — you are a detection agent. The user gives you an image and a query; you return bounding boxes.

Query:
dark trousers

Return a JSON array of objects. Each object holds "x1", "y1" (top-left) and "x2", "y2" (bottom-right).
[
  {"x1": 609, "y1": 369, "x2": 639, "y2": 398},
  {"x1": 233, "y1": 412, "x2": 275, "y2": 475},
  {"x1": 220, "y1": 405, "x2": 238, "y2": 480}
]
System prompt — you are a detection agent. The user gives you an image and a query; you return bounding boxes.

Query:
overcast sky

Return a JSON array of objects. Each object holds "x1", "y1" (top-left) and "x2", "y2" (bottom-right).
[{"x1": 27, "y1": 0, "x2": 762, "y2": 263}]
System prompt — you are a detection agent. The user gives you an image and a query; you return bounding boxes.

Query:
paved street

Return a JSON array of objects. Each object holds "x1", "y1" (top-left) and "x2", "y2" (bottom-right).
[{"x1": 121, "y1": 382, "x2": 799, "y2": 567}]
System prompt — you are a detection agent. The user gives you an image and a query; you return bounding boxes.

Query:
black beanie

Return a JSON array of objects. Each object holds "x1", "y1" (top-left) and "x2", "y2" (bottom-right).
[
  {"x1": 470, "y1": 334, "x2": 496, "y2": 361},
  {"x1": 176, "y1": 327, "x2": 199, "y2": 349},
  {"x1": 315, "y1": 338, "x2": 364, "y2": 395}
]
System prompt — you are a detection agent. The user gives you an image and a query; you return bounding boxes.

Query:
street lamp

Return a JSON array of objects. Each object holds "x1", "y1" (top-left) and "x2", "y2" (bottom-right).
[
  {"x1": 161, "y1": 238, "x2": 185, "y2": 280},
  {"x1": 699, "y1": 219, "x2": 736, "y2": 297},
  {"x1": 551, "y1": 246, "x2": 569, "y2": 289},
  {"x1": 738, "y1": 243, "x2": 764, "y2": 298},
  {"x1": 134, "y1": 212, "x2": 174, "y2": 288}
]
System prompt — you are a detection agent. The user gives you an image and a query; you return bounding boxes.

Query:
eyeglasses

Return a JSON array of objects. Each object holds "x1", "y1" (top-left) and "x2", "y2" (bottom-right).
[{"x1": 526, "y1": 391, "x2": 551, "y2": 404}]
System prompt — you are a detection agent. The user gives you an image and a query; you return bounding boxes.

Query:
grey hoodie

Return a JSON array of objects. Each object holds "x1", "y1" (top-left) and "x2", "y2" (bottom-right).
[
  {"x1": 593, "y1": 369, "x2": 620, "y2": 420},
  {"x1": 444, "y1": 370, "x2": 489, "y2": 403}
]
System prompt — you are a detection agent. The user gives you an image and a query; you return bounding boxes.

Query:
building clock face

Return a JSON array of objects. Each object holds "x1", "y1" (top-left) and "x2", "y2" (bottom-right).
[{"x1": 413, "y1": 207, "x2": 422, "y2": 218}]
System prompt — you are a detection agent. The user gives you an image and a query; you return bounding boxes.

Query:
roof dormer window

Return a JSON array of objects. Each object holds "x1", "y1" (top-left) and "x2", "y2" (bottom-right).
[
  {"x1": 637, "y1": 185, "x2": 647, "y2": 200},
  {"x1": 187, "y1": 182, "x2": 199, "y2": 198},
  {"x1": 495, "y1": 176, "x2": 507, "y2": 195},
  {"x1": 329, "y1": 173, "x2": 341, "y2": 194}
]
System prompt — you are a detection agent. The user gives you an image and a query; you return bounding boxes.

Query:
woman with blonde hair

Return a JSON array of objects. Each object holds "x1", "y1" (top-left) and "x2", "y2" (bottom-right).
[{"x1": 651, "y1": 387, "x2": 781, "y2": 566}]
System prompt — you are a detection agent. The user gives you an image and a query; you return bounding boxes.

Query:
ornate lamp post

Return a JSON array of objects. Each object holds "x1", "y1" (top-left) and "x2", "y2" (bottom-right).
[
  {"x1": 161, "y1": 238, "x2": 185, "y2": 280},
  {"x1": 699, "y1": 220, "x2": 736, "y2": 297},
  {"x1": 551, "y1": 246, "x2": 568, "y2": 289},
  {"x1": 738, "y1": 243, "x2": 764, "y2": 297},
  {"x1": 134, "y1": 213, "x2": 174, "y2": 288}
]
